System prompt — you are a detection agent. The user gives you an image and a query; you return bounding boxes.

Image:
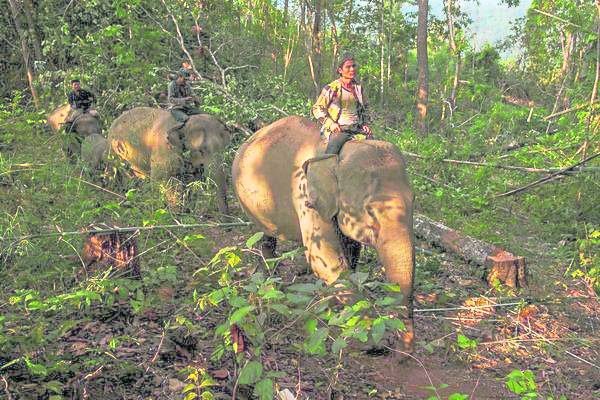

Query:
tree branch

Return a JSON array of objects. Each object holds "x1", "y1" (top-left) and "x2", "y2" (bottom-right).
[{"x1": 494, "y1": 153, "x2": 600, "y2": 197}]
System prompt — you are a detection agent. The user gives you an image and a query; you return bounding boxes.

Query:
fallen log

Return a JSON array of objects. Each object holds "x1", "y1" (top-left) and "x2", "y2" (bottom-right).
[{"x1": 414, "y1": 214, "x2": 526, "y2": 288}]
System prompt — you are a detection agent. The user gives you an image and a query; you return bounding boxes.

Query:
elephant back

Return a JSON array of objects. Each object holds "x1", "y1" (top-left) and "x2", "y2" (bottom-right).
[
  {"x1": 47, "y1": 104, "x2": 71, "y2": 133},
  {"x1": 232, "y1": 116, "x2": 322, "y2": 240},
  {"x1": 108, "y1": 107, "x2": 181, "y2": 178}
]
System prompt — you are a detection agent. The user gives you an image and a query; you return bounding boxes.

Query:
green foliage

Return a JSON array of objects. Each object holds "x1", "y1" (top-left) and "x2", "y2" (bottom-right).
[{"x1": 504, "y1": 369, "x2": 539, "y2": 399}]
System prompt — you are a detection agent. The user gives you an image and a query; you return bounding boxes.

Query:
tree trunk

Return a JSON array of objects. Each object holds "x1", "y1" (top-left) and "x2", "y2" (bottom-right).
[
  {"x1": 414, "y1": 214, "x2": 527, "y2": 287},
  {"x1": 444, "y1": 0, "x2": 461, "y2": 112},
  {"x1": 416, "y1": 0, "x2": 429, "y2": 134},
  {"x1": 588, "y1": 6, "x2": 600, "y2": 129},
  {"x1": 22, "y1": 0, "x2": 42, "y2": 61},
  {"x1": 284, "y1": 0, "x2": 289, "y2": 22},
  {"x1": 312, "y1": 0, "x2": 324, "y2": 96},
  {"x1": 327, "y1": 6, "x2": 339, "y2": 75},
  {"x1": 379, "y1": 0, "x2": 385, "y2": 107},
  {"x1": 344, "y1": 0, "x2": 354, "y2": 34},
  {"x1": 8, "y1": 0, "x2": 40, "y2": 109}
]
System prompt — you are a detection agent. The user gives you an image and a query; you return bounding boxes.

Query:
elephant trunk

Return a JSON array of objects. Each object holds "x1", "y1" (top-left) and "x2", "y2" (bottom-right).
[{"x1": 376, "y1": 219, "x2": 415, "y2": 352}]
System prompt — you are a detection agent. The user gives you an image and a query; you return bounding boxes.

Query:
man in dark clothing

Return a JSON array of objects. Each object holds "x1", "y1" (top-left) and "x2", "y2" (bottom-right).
[
  {"x1": 68, "y1": 79, "x2": 95, "y2": 111},
  {"x1": 167, "y1": 71, "x2": 201, "y2": 124},
  {"x1": 65, "y1": 79, "x2": 97, "y2": 131}
]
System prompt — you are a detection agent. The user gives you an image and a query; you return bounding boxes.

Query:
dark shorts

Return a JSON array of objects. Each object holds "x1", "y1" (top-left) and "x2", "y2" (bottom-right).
[{"x1": 324, "y1": 125, "x2": 366, "y2": 155}]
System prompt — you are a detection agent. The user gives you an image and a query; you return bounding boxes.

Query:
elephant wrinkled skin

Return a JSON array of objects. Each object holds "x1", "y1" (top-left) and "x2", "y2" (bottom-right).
[
  {"x1": 48, "y1": 104, "x2": 105, "y2": 162},
  {"x1": 232, "y1": 116, "x2": 415, "y2": 352},
  {"x1": 108, "y1": 107, "x2": 230, "y2": 214}
]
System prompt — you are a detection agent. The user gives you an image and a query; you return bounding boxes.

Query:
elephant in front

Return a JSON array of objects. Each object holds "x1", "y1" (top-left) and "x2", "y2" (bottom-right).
[
  {"x1": 232, "y1": 116, "x2": 415, "y2": 351},
  {"x1": 108, "y1": 107, "x2": 230, "y2": 214},
  {"x1": 48, "y1": 104, "x2": 106, "y2": 164}
]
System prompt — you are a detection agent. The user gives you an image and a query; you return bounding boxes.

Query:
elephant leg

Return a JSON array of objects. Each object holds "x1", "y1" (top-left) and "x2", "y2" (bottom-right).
[
  {"x1": 213, "y1": 157, "x2": 228, "y2": 215},
  {"x1": 296, "y1": 203, "x2": 348, "y2": 285},
  {"x1": 343, "y1": 236, "x2": 362, "y2": 270},
  {"x1": 260, "y1": 235, "x2": 277, "y2": 259},
  {"x1": 333, "y1": 216, "x2": 362, "y2": 270},
  {"x1": 65, "y1": 134, "x2": 82, "y2": 163}
]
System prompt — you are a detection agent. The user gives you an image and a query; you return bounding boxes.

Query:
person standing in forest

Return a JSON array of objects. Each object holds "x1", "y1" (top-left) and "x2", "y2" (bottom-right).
[
  {"x1": 311, "y1": 54, "x2": 372, "y2": 155},
  {"x1": 64, "y1": 79, "x2": 97, "y2": 131}
]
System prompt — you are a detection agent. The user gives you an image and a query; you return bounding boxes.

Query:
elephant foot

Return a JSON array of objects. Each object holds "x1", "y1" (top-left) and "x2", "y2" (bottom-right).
[{"x1": 260, "y1": 235, "x2": 277, "y2": 259}]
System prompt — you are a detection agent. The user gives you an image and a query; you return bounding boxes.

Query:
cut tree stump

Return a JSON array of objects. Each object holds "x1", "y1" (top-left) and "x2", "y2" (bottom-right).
[
  {"x1": 81, "y1": 223, "x2": 140, "y2": 279},
  {"x1": 414, "y1": 214, "x2": 526, "y2": 287}
]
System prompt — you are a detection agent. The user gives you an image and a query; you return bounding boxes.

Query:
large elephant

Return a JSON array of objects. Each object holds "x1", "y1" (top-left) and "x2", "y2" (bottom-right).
[
  {"x1": 108, "y1": 107, "x2": 230, "y2": 214},
  {"x1": 47, "y1": 104, "x2": 105, "y2": 163},
  {"x1": 233, "y1": 116, "x2": 415, "y2": 352}
]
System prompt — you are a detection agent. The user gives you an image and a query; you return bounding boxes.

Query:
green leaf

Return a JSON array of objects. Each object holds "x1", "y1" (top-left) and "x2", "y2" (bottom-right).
[
  {"x1": 253, "y1": 378, "x2": 274, "y2": 400},
  {"x1": 371, "y1": 317, "x2": 386, "y2": 344},
  {"x1": 305, "y1": 327, "x2": 328, "y2": 354},
  {"x1": 44, "y1": 381, "x2": 63, "y2": 394},
  {"x1": 229, "y1": 305, "x2": 256, "y2": 324},
  {"x1": 285, "y1": 293, "x2": 312, "y2": 304},
  {"x1": 268, "y1": 303, "x2": 291, "y2": 315},
  {"x1": 24, "y1": 357, "x2": 48, "y2": 377},
  {"x1": 375, "y1": 296, "x2": 400, "y2": 306},
  {"x1": 457, "y1": 334, "x2": 478, "y2": 350},
  {"x1": 351, "y1": 300, "x2": 371, "y2": 312},
  {"x1": 246, "y1": 232, "x2": 264, "y2": 248},
  {"x1": 448, "y1": 393, "x2": 469, "y2": 400},
  {"x1": 288, "y1": 283, "x2": 318, "y2": 293},
  {"x1": 201, "y1": 392, "x2": 214, "y2": 400},
  {"x1": 183, "y1": 383, "x2": 197, "y2": 393},
  {"x1": 385, "y1": 318, "x2": 406, "y2": 332},
  {"x1": 238, "y1": 361, "x2": 263, "y2": 385},
  {"x1": 331, "y1": 337, "x2": 347, "y2": 355},
  {"x1": 304, "y1": 318, "x2": 318, "y2": 333},
  {"x1": 184, "y1": 393, "x2": 198, "y2": 400}
]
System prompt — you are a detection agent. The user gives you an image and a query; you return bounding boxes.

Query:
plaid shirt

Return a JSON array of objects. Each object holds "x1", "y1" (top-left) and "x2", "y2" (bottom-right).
[
  {"x1": 311, "y1": 79, "x2": 369, "y2": 136},
  {"x1": 68, "y1": 89, "x2": 95, "y2": 111}
]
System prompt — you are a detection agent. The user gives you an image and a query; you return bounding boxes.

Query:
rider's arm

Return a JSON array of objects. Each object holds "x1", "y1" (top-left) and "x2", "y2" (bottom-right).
[
  {"x1": 167, "y1": 81, "x2": 188, "y2": 106},
  {"x1": 68, "y1": 92, "x2": 77, "y2": 109},
  {"x1": 311, "y1": 85, "x2": 336, "y2": 131}
]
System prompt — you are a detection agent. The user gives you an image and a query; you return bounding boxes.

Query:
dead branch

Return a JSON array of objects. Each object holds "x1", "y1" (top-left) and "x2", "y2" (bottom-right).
[
  {"x1": 404, "y1": 151, "x2": 596, "y2": 174},
  {"x1": 495, "y1": 153, "x2": 600, "y2": 198},
  {"x1": 6, "y1": 221, "x2": 252, "y2": 243},
  {"x1": 543, "y1": 100, "x2": 599, "y2": 120}
]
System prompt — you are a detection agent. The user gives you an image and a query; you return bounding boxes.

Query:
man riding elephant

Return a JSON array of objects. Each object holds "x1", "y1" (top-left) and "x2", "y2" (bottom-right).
[
  {"x1": 168, "y1": 71, "x2": 201, "y2": 127},
  {"x1": 64, "y1": 79, "x2": 98, "y2": 133},
  {"x1": 311, "y1": 54, "x2": 372, "y2": 155}
]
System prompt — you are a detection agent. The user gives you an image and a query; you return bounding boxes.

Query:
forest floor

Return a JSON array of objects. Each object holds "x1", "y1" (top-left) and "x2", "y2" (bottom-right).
[{"x1": 0, "y1": 123, "x2": 598, "y2": 400}]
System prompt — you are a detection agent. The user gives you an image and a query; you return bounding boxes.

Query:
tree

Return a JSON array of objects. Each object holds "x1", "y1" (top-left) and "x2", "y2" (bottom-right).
[
  {"x1": 416, "y1": 0, "x2": 429, "y2": 134},
  {"x1": 8, "y1": 0, "x2": 40, "y2": 109}
]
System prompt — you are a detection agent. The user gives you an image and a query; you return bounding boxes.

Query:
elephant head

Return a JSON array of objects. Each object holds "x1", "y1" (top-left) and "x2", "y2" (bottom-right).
[
  {"x1": 48, "y1": 105, "x2": 102, "y2": 161},
  {"x1": 303, "y1": 142, "x2": 415, "y2": 339},
  {"x1": 47, "y1": 104, "x2": 101, "y2": 137},
  {"x1": 233, "y1": 116, "x2": 415, "y2": 352}
]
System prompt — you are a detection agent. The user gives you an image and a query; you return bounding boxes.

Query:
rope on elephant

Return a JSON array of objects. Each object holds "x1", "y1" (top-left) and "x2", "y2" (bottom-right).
[{"x1": 4, "y1": 221, "x2": 253, "y2": 244}]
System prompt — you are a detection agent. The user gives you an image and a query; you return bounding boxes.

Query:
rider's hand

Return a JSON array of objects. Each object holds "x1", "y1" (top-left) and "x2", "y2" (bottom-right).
[
  {"x1": 184, "y1": 96, "x2": 193, "y2": 101},
  {"x1": 331, "y1": 122, "x2": 342, "y2": 133}
]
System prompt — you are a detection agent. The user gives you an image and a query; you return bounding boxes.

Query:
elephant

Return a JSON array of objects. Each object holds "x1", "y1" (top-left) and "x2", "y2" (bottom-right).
[
  {"x1": 108, "y1": 107, "x2": 230, "y2": 214},
  {"x1": 232, "y1": 116, "x2": 415, "y2": 352},
  {"x1": 47, "y1": 104, "x2": 104, "y2": 162}
]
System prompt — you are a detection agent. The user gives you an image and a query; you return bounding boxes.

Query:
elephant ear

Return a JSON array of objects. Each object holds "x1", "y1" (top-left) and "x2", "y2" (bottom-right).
[{"x1": 302, "y1": 154, "x2": 339, "y2": 220}]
